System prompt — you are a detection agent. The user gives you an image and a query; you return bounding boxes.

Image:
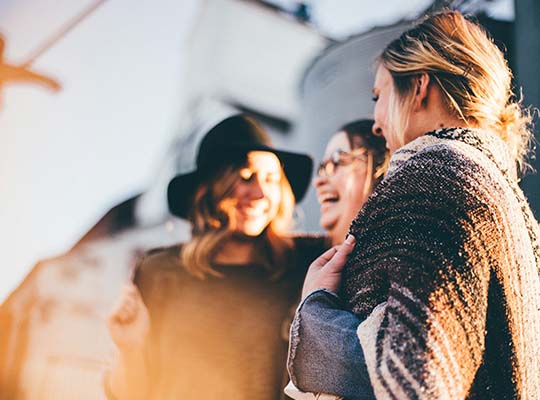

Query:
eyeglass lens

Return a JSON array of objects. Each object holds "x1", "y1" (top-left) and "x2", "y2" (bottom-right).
[{"x1": 317, "y1": 149, "x2": 368, "y2": 177}]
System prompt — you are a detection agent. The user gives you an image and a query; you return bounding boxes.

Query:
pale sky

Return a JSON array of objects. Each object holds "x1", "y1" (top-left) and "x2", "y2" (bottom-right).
[{"x1": 265, "y1": 0, "x2": 513, "y2": 38}]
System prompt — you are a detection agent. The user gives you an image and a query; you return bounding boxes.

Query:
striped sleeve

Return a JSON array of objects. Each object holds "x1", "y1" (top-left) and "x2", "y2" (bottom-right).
[{"x1": 345, "y1": 148, "x2": 494, "y2": 399}]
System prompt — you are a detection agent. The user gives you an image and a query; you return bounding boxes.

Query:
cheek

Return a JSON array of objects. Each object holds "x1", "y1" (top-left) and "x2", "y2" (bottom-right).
[
  {"x1": 329, "y1": 174, "x2": 346, "y2": 196},
  {"x1": 266, "y1": 186, "x2": 282, "y2": 212},
  {"x1": 374, "y1": 101, "x2": 382, "y2": 121},
  {"x1": 230, "y1": 182, "x2": 244, "y2": 198},
  {"x1": 374, "y1": 100, "x2": 387, "y2": 127}
]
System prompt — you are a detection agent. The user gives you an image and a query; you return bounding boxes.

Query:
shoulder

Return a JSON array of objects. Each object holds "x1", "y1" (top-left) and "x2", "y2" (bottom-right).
[
  {"x1": 396, "y1": 142, "x2": 476, "y2": 176},
  {"x1": 134, "y1": 245, "x2": 185, "y2": 292},
  {"x1": 378, "y1": 140, "x2": 497, "y2": 208},
  {"x1": 386, "y1": 131, "x2": 503, "y2": 189},
  {"x1": 138, "y1": 245, "x2": 181, "y2": 272},
  {"x1": 350, "y1": 139, "x2": 501, "y2": 248},
  {"x1": 142, "y1": 244, "x2": 181, "y2": 266}
]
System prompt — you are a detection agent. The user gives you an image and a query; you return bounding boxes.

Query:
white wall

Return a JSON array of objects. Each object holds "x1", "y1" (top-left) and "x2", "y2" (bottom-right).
[
  {"x1": 0, "y1": 0, "x2": 200, "y2": 301},
  {"x1": 184, "y1": 0, "x2": 326, "y2": 121}
]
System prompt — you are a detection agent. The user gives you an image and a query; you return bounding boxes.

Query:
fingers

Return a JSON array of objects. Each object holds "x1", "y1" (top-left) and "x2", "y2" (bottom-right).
[
  {"x1": 310, "y1": 246, "x2": 339, "y2": 269},
  {"x1": 324, "y1": 234, "x2": 356, "y2": 274},
  {"x1": 308, "y1": 235, "x2": 356, "y2": 272},
  {"x1": 123, "y1": 282, "x2": 142, "y2": 299},
  {"x1": 109, "y1": 284, "x2": 144, "y2": 325},
  {"x1": 301, "y1": 235, "x2": 356, "y2": 299}
]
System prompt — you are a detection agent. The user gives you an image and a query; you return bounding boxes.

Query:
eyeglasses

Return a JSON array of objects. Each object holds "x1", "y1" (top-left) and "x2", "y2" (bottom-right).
[{"x1": 317, "y1": 149, "x2": 368, "y2": 177}]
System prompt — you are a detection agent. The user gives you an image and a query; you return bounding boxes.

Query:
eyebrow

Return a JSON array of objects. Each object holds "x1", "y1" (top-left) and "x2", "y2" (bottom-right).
[{"x1": 243, "y1": 166, "x2": 281, "y2": 174}]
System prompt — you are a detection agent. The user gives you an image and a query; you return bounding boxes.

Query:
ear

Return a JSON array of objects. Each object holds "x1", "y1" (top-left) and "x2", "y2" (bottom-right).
[{"x1": 413, "y1": 72, "x2": 430, "y2": 111}]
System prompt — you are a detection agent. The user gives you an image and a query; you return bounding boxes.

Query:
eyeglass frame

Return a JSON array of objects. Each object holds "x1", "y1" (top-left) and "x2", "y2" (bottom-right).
[{"x1": 316, "y1": 148, "x2": 369, "y2": 177}]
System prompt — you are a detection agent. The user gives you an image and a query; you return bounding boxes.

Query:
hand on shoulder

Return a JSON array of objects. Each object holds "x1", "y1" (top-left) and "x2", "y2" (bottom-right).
[
  {"x1": 107, "y1": 283, "x2": 150, "y2": 350},
  {"x1": 301, "y1": 235, "x2": 356, "y2": 299}
]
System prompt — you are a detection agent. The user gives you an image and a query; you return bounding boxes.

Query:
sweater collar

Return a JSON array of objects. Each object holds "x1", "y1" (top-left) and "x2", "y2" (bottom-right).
[{"x1": 386, "y1": 127, "x2": 517, "y2": 180}]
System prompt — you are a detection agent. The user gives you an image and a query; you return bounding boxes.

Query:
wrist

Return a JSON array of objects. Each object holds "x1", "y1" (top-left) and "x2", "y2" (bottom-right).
[
  {"x1": 109, "y1": 350, "x2": 149, "y2": 400},
  {"x1": 302, "y1": 286, "x2": 339, "y2": 301},
  {"x1": 118, "y1": 348, "x2": 145, "y2": 362}
]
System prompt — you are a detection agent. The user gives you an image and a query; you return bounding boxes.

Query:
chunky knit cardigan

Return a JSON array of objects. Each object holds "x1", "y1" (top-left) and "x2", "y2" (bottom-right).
[{"x1": 342, "y1": 128, "x2": 540, "y2": 399}]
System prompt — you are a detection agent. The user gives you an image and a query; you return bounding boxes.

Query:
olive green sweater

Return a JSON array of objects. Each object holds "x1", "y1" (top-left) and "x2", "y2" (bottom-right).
[{"x1": 134, "y1": 236, "x2": 326, "y2": 400}]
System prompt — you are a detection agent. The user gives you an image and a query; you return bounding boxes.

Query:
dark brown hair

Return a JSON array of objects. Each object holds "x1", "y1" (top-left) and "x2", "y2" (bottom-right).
[{"x1": 340, "y1": 119, "x2": 389, "y2": 187}]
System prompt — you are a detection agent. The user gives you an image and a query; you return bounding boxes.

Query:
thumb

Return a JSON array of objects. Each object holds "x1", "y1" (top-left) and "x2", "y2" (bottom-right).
[
  {"x1": 124, "y1": 282, "x2": 141, "y2": 297},
  {"x1": 324, "y1": 234, "x2": 356, "y2": 273}
]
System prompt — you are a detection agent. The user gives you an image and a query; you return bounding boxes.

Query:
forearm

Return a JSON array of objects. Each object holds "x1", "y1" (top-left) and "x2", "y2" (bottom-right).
[
  {"x1": 106, "y1": 350, "x2": 149, "y2": 400},
  {"x1": 356, "y1": 281, "x2": 487, "y2": 400},
  {"x1": 288, "y1": 289, "x2": 375, "y2": 400}
]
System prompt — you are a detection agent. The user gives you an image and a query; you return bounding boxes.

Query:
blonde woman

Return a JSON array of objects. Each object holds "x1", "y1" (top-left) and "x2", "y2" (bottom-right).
[
  {"x1": 105, "y1": 115, "x2": 327, "y2": 400},
  {"x1": 288, "y1": 11, "x2": 540, "y2": 400}
]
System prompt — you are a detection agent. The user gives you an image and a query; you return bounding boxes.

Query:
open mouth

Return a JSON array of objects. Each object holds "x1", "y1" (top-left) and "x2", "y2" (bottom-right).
[{"x1": 319, "y1": 192, "x2": 339, "y2": 204}]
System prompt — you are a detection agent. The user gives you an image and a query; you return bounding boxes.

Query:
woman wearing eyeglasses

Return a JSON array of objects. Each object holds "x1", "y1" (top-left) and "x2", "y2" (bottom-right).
[
  {"x1": 285, "y1": 120, "x2": 387, "y2": 400},
  {"x1": 314, "y1": 120, "x2": 388, "y2": 246}
]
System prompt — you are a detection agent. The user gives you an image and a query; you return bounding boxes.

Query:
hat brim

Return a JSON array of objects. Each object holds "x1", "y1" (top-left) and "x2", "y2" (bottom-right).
[
  {"x1": 167, "y1": 146, "x2": 313, "y2": 218},
  {"x1": 167, "y1": 171, "x2": 200, "y2": 219}
]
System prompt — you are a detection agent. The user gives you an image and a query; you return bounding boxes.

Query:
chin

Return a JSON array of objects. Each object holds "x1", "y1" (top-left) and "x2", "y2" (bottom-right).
[
  {"x1": 237, "y1": 222, "x2": 269, "y2": 237},
  {"x1": 319, "y1": 216, "x2": 336, "y2": 233},
  {"x1": 242, "y1": 230, "x2": 264, "y2": 237}
]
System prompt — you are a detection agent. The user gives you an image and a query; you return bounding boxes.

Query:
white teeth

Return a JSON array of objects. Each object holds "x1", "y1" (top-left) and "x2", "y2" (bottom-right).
[
  {"x1": 240, "y1": 207, "x2": 267, "y2": 216},
  {"x1": 319, "y1": 193, "x2": 339, "y2": 203}
]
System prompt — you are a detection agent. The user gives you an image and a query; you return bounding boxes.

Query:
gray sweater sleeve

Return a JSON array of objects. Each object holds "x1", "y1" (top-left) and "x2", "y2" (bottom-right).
[{"x1": 287, "y1": 289, "x2": 375, "y2": 400}]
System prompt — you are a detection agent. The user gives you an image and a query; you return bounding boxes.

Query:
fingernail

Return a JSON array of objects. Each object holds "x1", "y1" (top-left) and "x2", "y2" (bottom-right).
[{"x1": 345, "y1": 234, "x2": 355, "y2": 245}]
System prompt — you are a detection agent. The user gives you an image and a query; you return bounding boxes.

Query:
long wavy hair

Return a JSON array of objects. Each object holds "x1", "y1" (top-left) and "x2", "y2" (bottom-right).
[
  {"x1": 179, "y1": 160, "x2": 295, "y2": 280},
  {"x1": 379, "y1": 10, "x2": 533, "y2": 174}
]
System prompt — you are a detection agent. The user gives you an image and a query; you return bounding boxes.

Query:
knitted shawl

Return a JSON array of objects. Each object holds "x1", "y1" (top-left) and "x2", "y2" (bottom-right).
[{"x1": 342, "y1": 128, "x2": 540, "y2": 399}]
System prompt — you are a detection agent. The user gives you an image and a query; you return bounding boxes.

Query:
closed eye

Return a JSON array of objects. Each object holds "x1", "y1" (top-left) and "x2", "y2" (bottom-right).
[{"x1": 239, "y1": 168, "x2": 254, "y2": 182}]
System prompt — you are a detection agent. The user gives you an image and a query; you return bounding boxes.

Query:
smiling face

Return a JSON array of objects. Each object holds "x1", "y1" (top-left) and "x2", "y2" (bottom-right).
[
  {"x1": 221, "y1": 151, "x2": 283, "y2": 237},
  {"x1": 314, "y1": 132, "x2": 371, "y2": 245}
]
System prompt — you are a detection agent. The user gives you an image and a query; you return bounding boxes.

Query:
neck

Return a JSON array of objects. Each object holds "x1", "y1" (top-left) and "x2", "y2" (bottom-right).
[
  {"x1": 406, "y1": 118, "x2": 469, "y2": 150},
  {"x1": 213, "y1": 236, "x2": 257, "y2": 265},
  {"x1": 432, "y1": 116, "x2": 470, "y2": 132},
  {"x1": 408, "y1": 82, "x2": 472, "y2": 143}
]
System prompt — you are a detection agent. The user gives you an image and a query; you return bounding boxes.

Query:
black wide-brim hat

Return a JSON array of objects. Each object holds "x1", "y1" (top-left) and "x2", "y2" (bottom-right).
[{"x1": 168, "y1": 114, "x2": 313, "y2": 219}]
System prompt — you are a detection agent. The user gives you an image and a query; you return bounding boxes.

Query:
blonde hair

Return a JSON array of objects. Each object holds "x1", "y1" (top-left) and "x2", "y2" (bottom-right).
[
  {"x1": 180, "y1": 161, "x2": 295, "y2": 280},
  {"x1": 379, "y1": 10, "x2": 533, "y2": 172}
]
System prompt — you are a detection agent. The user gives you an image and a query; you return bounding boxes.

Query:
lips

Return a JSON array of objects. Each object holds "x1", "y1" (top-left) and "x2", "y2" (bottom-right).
[
  {"x1": 318, "y1": 192, "x2": 339, "y2": 204},
  {"x1": 237, "y1": 205, "x2": 268, "y2": 218}
]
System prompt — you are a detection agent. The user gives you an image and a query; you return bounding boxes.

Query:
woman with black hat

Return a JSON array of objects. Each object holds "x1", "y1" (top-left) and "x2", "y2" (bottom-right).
[{"x1": 104, "y1": 114, "x2": 327, "y2": 400}]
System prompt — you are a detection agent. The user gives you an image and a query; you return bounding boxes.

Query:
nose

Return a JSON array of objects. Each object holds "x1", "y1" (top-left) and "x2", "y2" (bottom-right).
[
  {"x1": 247, "y1": 177, "x2": 265, "y2": 200},
  {"x1": 372, "y1": 122, "x2": 383, "y2": 137},
  {"x1": 313, "y1": 174, "x2": 328, "y2": 189}
]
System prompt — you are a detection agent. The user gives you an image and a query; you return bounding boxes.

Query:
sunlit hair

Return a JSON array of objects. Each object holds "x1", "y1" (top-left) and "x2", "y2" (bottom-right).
[
  {"x1": 340, "y1": 119, "x2": 390, "y2": 196},
  {"x1": 378, "y1": 10, "x2": 533, "y2": 173},
  {"x1": 180, "y1": 159, "x2": 295, "y2": 280}
]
